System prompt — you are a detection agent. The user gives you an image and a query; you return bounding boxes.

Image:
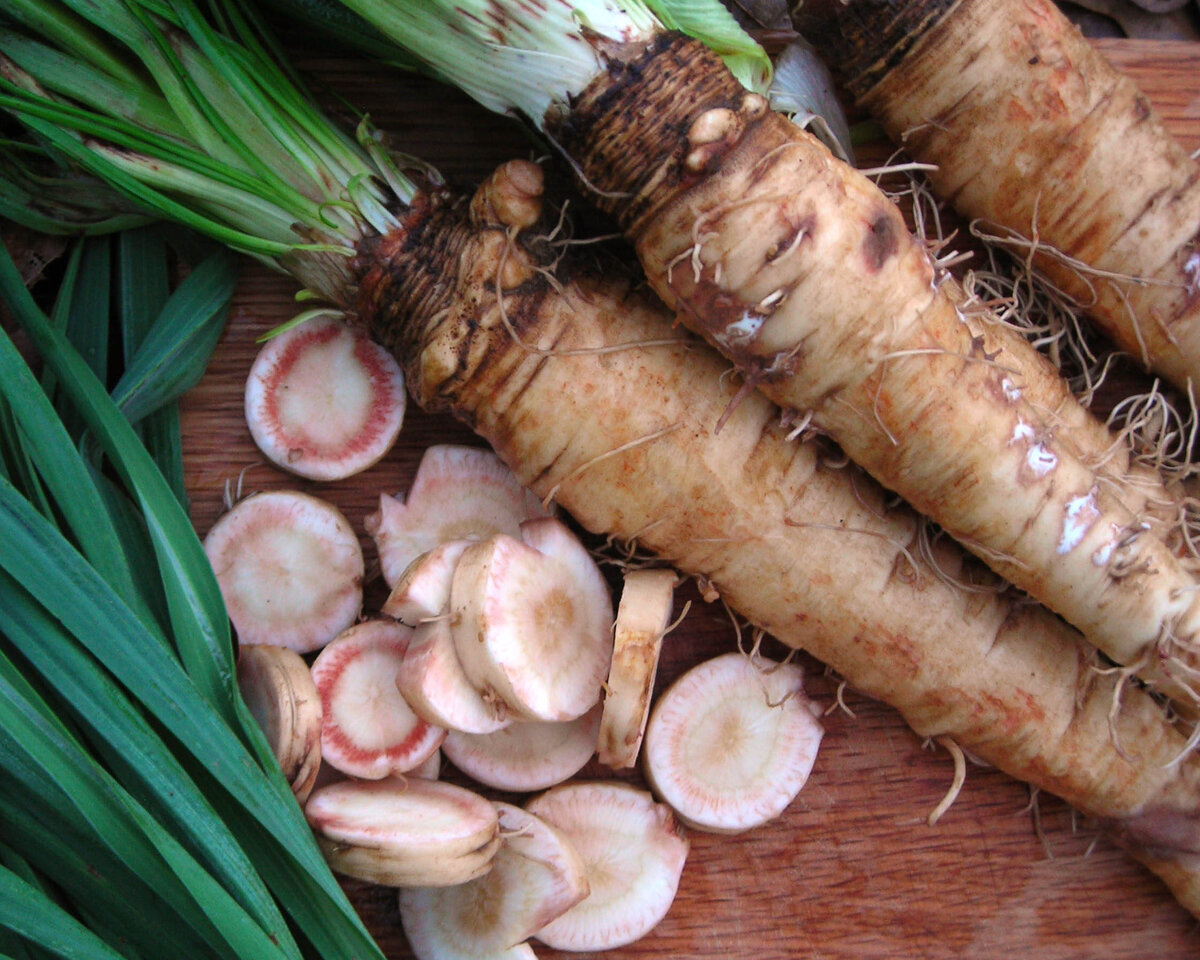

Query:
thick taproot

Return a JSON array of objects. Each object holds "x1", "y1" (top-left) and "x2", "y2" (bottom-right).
[
  {"x1": 358, "y1": 160, "x2": 1200, "y2": 916},
  {"x1": 806, "y1": 0, "x2": 1200, "y2": 392},
  {"x1": 544, "y1": 33, "x2": 1200, "y2": 708}
]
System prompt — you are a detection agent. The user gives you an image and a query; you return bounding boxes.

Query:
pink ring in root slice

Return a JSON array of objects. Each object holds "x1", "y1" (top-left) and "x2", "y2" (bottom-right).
[
  {"x1": 202, "y1": 489, "x2": 363, "y2": 653},
  {"x1": 245, "y1": 315, "x2": 405, "y2": 481},
  {"x1": 642, "y1": 652, "x2": 823, "y2": 834},
  {"x1": 311, "y1": 619, "x2": 445, "y2": 779}
]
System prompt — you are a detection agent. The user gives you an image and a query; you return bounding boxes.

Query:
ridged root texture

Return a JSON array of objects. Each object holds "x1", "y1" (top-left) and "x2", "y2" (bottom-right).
[
  {"x1": 352, "y1": 158, "x2": 1200, "y2": 918},
  {"x1": 545, "y1": 32, "x2": 1200, "y2": 716},
  {"x1": 806, "y1": 0, "x2": 1200, "y2": 395}
]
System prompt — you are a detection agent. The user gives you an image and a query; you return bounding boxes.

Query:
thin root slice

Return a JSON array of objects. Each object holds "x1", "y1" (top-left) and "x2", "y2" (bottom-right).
[
  {"x1": 203, "y1": 489, "x2": 363, "y2": 653},
  {"x1": 384, "y1": 540, "x2": 513, "y2": 734},
  {"x1": 442, "y1": 702, "x2": 602, "y2": 793},
  {"x1": 365, "y1": 445, "x2": 549, "y2": 587},
  {"x1": 410, "y1": 748, "x2": 442, "y2": 781},
  {"x1": 382, "y1": 539, "x2": 473, "y2": 626},
  {"x1": 642, "y1": 652, "x2": 824, "y2": 834},
  {"x1": 398, "y1": 802, "x2": 588, "y2": 959},
  {"x1": 245, "y1": 314, "x2": 405, "y2": 481},
  {"x1": 526, "y1": 781, "x2": 688, "y2": 952},
  {"x1": 305, "y1": 776, "x2": 500, "y2": 887},
  {"x1": 451, "y1": 519, "x2": 613, "y2": 722},
  {"x1": 598, "y1": 567, "x2": 678, "y2": 768},
  {"x1": 397, "y1": 618, "x2": 513, "y2": 735},
  {"x1": 235, "y1": 644, "x2": 323, "y2": 803},
  {"x1": 310, "y1": 619, "x2": 446, "y2": 779}
]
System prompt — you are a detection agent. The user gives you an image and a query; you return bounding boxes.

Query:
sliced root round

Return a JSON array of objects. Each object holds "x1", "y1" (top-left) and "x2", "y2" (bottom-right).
[
  {"x1": 642, "y1": 651, "x2": 824, "y2": 834},
  {"x1": 398, "y1": 802, "x2": 588, "y2": 959},
  {"x1": 598, "y1": 568, "x2": 678, "y2": 769},
  {"x1": 306, "y1": 776, "x2": 500, "y2": 887},
  {"x1": 450, "y1": 519, "x2": 613, "y2": 722},
  {"x1": 203, "y1": 489, "x2": 363, "y2": 653},
  {"x1": 381, "y1": 539, "x2": 473, "y2": 626},
  {"x1": 525, "y1": 782, "x2": 688, "y2": 952},
  {"x1": 236, "y1": 644, "x2": 323, "y2": 803},
  {"x1": 397, "y1": 618, "x2": 512, "y2": 735},
  {"x1": 366, "y1": 444, "x2": 549, "y2": 587},
  {"x1": 311, "y1": 619, "x2": 446, "y2": 779},
  {"x1": 244, "y1": 315, "x2": 405, "y2": 481},
  {"x1": 442, "y1": 702, "x2": 601, "y2": 792}
]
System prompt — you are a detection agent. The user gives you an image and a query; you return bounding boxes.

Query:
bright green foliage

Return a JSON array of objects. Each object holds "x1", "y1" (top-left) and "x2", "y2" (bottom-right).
[{"x1": 0, "y1": 228, "x2": 385, "y2": 960}]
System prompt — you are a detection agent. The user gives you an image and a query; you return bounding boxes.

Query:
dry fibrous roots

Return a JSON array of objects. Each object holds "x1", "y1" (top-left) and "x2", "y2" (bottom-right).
[
  {"x1": 538, "y1": 30, "x2": 1200, "y2": 718},
  {"x1": 800, "y1": 0, "x2": 1200, "y2": 399},
  {"x1": 358, "y1": 157, "x2": 1200, "y2": 918}
]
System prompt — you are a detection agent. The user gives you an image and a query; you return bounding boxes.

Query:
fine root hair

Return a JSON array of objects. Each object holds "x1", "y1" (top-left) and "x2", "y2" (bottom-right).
[{"x1": 926, "y1": 736, "x2": 967, "y2": 826}]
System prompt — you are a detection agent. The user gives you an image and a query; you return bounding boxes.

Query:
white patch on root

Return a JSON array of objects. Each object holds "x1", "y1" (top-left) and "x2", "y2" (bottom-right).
[
  {"x1": 1058, "y1": 488, "x2": 1099, "y2": 555},
  {"x1": 1011, "y1": 420, "x2": 1035, "y2": 444},
  {"x1": 724, "y1": 309, "x2": 765, "y2": 341},
  {"x1": 1026, "y1": 444, "x2": 1058, "y2": 477},
  {"x1": 1092, "y1": 521, "x2": 1137, "y2": 568},
  {"x1": 1009, "y1": 419, "x2": 1056, "y2": 477},
  {"x1": 1185, "y1": 251, "x2": 1200, "y2": 295}
]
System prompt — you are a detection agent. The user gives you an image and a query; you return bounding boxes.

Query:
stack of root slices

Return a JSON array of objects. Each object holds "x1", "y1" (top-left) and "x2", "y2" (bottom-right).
[{"x1": 217, "y1": 442, "x2": 826, "y2": 958}]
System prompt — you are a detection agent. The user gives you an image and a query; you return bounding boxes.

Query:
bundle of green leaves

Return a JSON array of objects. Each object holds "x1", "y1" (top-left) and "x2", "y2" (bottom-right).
[{"x1": 0, "y1": 227, "x2": 384, "y2": 960}]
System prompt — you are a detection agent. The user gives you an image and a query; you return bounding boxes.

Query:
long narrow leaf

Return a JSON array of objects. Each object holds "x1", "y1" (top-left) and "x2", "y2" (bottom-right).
[
  {"x1": 110, "y1": 246, "x2": 235, "y2": 423},
  {"x1": 64, "y1": 237, "x2": 110, "y2": 386},
  {"x1": 0, "y1": 649, "x2": 297, "y2": 960},
  {"x1": 0, "y1": 327, "x2": 144, "y2": 618},
  {"x1": 0, "y1": 32, "x2": 189, "y2": 139},
  {"x1": 0, "y1": 393, "x2": 50, "y2": 522},
  {"x1": 0, "y1": 571, "x2": 301, "y2": 960},
  {"x1": 0, "y1": 171, "x2": 146, "y2": 236},
  {"x1": 0, "y1": 794, "x2": 220, "y2": 960},
  {"x1": 117, "y1": 227, "x2": 171, "y2": 363},
  {"x1": 58, "y1": 237, "x2": 110, "y2": 441},
  {"x1": 39, "y1": 236, "x2": 83, "y2": 399},
  {"x1": 1, "y1": 0, "x2": 144, "y2": 90},
  {"x1": 140, "y1": 408, "x2": 187, "y2": 503},
  {"x1": 0, "y1": 475, "x2": 381, "y2": 960},
  {"x1": 114, "y1": 228, "x2": 194, "y2": 501},
  {"x1": 0, "y1": 105, "x2": 302, "y2": 258},
  {"x1": 0, "y1": 242, "x2": 240, "y2": 720},
  {"x1": 0, "y1": 847, "x2": 38, "y2": 960},
  {"x1": 0, "y1": 864, "x2": 129, "y2": 960}
]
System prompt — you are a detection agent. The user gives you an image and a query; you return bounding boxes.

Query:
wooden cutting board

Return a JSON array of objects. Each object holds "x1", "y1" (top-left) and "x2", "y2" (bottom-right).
[{"x1": 180, "y1": 38, "x2": 1200, "y2": 960}]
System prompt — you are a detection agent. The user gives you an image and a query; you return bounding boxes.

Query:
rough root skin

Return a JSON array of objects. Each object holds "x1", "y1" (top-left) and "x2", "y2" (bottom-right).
[
  {"x1": 350, "y1": 159, "x2": 1200, "y2": 919},
  {"x1": 547, "y1": 31, "x2": 1200, "y2": 719},
  {"x1": 550, "y1": 32, "x2": 748, "y2": 237},
  {"x1": 797, "y1": 0, "x2": 964, "y2": 101},
  {"x1": 355, "y1": 171, "x2": 558, "y2": 423},
  {"x1": 813, "y1": 0, "x2": 1200, "y2": 395},
  {"x1": 355, "y1": 191, "x2": 476, "y2": 391}
]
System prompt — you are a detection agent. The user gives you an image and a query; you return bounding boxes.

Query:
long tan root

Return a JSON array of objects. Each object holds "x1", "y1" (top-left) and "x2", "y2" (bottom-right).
[{"x1": 540, "y1": 422, "x2": 684, "y2": 509}]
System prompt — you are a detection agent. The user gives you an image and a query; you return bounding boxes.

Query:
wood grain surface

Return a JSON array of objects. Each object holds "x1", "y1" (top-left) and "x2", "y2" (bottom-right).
[{"x1": 180, "y1": 38, "x2": 1200, "y2": 960}]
